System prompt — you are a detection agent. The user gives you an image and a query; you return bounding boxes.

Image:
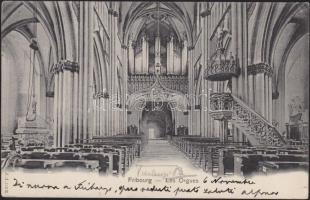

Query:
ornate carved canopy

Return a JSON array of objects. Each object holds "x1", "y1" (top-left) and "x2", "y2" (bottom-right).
[{"x1": 127, "y1": 74, "x2": 189, "y2": 111}]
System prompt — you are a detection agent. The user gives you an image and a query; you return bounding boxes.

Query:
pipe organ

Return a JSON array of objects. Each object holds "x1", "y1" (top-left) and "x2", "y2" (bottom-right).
[{"x1": 129, "y1": 34, "x2": 188, "y2": 76}]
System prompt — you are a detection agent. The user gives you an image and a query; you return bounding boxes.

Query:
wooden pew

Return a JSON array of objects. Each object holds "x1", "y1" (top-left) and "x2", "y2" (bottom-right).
[
  {"x1": 8, "y1": 150, "x2": 114, "y2": 175},
  {"x1": 258, "y1": 161, "x2": 309, "y2": 175},
  {"x1": 234, "y1": 153, "x2": 308, "y2": 176},
  {"x1": 85, "y1": 140, "x2": 137, "y2": 175},
  {"x1": 218, "y1": 147, "x2": 254, "y2": 176},
  {"x1": 5, "y1": 134, "x2": 146, "y2": 176},
  {"x1": 12, "y1": 159, "x2": 99, "y2": 173},
  {"x1": 21, "y1": 152, "x2": 51, "y2": 159},
  {"x1": 80, "y1": 153, "x2": 112, "y2": 174}
]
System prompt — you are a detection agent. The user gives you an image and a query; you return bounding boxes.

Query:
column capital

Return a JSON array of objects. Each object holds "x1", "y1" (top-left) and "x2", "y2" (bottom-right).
[
  {"x1": 272, "y1": 90, "x2": 279, "y2": 99},
  {"x1": 52, "y1": 60, "x2": 79, "y2": 74},
  {"x1": 46, "y1": 91, "x2": 54, "y2": 97},
  {"x1": 108, "y1": 8, "x2": 114, "y2": 15},
  {"x1": 248, "y1": 63, "x2": 273, "y2": 77},
  {"x1": 93, "y1": 93, "x2": 99, "y2": 99},
  {"x1": 187, "y1": 46, "x2": 194, "y2": 51},
  {"x1": 131, "y1": 41, "x2": 137, "y2": 49},
  {"x1": 195, "y1": 105, "x2": 201, "y2": 109},
  {"x1": 200, "y1": 9, "x2": 211, "y2": 18},
  {"x1": 96, "y1": 91, "x2": 110, "y2": 99},
  {"x1": 180, "y1": 40, "x2": 185, "y2": 49},
  {"x1": 113, "y1": 11, "x2": 119, "y2": 17},
  {"x1": 121, "y1": 44, "x2": 128, "y2": 49},
  {"x1": 165, "y1": 36, "x2": 170, "y2": 43}
]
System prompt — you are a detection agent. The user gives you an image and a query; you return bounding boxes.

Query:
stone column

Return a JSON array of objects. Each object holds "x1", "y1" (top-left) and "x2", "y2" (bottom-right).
[
  {"x1": 107, "y1": 6, "x2": 116, "y2": 136},
  {"x1": 78, "y1": 1, "x2": 94, "y2": 143},
  {"x1": 98, "y1": 93, "x2": 102, "y2": 137},
  {"x1": 264, "y1": 74, "x2": 269, "y2": 120},
  {"x1": 72, "y1": 67, "x2": 79, "y2": 143},
  {"x1": 97, "y1": 96, "x2": 102, "y2": 136},
  {"x1": 96, "y1": 94, "x2": 102, "y2": 136},
  {"x1": 174, "y1": 111, "x2": 178, "y2": 136},
  {"x1": 142, "y1": 35, "x2": 149, "y2": 74},
  {"x1": 114, "y1": 9, "x2": 120, "y2": 135},
  {"x1": 249, "y1": 63, "x2": 273, "y2": 119},
  {"x1": 219, "y1": 121, "x2": 224, "y2": 142},
  {"x1": 248, "y1": 74, "x2": 254, "y2": 108},
  {"x1": 102, "y1": 95, "x2": 109, "y2": 136},
  {"x1": 205, "y1": 8, "x2": 212, "y2": 139},
  {"x1": 231, "y1": 3, "x2": 238, "y2": 97},
  {"x1": 155, "y1": 36, "x2": 161, "y2": 66},
  {"x1": 46, "y1": 91, "x2": 54, "y2": 130},
  {"x1": 188, "y1": 46, "x2": 194, "y2": 135},
  {"x1": 92, "y1": 94, "x2": 98, "y2": 136},
  {"x1": 168, "y1": 36, "x2": 174, "y2": 74},
  {"x1": 223, "y1": 120, "x2": 228, "y2": 142},
  {"x1": 238, "y1": 3, "x2": 248, "y2": 101},
  {"x1": 53, "y1": 66, "x2": 59, "y2": 147},
  {"x1": 128, "y1": 40, "x2": 135, "y2": 75},
  {"x1": 167, "y1": 37, "x2": 171, "y2": 74},
  {"x1": 63, "y1": 62, "x2": 74, "y2": 144},
  {"x1": 181, "y1": 40, "x2": 188, "y2": 75},
  {"x1": 255, "y1": 73, "x2": 265, "y2": 116},
  {"x1": 122, "y1": 44, "x2": 128, "y2": 134},
  {"x1": 195, "y1": 109, "x2": 201, "y2": 136},
  {"x1": 201, "y1": 10, "x2": 208, "y2": 138},
  {"x1": 58, "y1": 69, "x2": 63, "y2": 146},
  {"x1": 53, "y1": 60, "x2": 78, "y2": 147},
  {"x1": 230, "y1": 3, "x2": 245, "y2": 143},
  {"x1": 268, "y1": 76, "x2": 273, "y2": 122},
  {"x1": 99, "y1": 93, "x2": 104, "y2": 136}
]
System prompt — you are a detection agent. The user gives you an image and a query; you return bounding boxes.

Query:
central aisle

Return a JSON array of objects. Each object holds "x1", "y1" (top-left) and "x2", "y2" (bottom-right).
[
  {"x1": 138, "y1": 139, "x2": 195, "y2": 164},
  {"x1": 126, "y1": 139, "x2": 206, "y2": 176}
]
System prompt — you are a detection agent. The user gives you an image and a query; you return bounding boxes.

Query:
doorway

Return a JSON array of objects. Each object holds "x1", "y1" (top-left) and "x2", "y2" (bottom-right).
[
  {"x1": 148, "y1": 128, "x2": 155, "y2": 139},
  {"x1": 140, "y1": 102, "x2": 173, "y2": 139}
]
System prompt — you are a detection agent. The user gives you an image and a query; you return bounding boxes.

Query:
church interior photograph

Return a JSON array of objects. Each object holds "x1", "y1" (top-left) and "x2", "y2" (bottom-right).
[{"x1": 1, "y1": 1, "x2": 309, "y2": 178}]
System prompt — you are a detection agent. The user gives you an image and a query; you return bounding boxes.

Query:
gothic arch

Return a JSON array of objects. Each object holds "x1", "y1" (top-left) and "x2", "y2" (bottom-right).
[
  {"x1": 2, "y1": 2, "x2": 79, "y2": 96},
  {"x1": 122, "y1": 2, "x2": 194, "y2": 47}
]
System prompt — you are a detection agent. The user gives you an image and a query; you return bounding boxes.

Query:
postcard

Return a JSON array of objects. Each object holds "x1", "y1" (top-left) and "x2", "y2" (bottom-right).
[{"x1": 1, "y1": 1, "x2": 309, "y2": 199}]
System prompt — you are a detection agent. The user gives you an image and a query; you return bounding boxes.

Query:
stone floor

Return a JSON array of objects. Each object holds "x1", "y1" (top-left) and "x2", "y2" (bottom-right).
[{"x1": 126, "y1": 139, "x2": 206, "y2": 177}]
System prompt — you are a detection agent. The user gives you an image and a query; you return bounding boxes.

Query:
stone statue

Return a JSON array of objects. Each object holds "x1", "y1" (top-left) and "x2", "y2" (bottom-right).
[
  {"x1": 26, "y1": 99, "x2": 37, "y2": 121},
  {"x1": 32, "y1": 100, "x2": 37, "y2": 114},
  {"x1": 288, "y1": 96, "x2": 303, "y2": 117},
  {"x1": 216, "y1": 27, "x2": 224, "y2": 49}
]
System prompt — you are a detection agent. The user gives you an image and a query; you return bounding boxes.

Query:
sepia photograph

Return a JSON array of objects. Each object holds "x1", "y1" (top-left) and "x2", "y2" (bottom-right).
[{"x1": 1, "y1": 1, "x2": 309, "y2": 199}]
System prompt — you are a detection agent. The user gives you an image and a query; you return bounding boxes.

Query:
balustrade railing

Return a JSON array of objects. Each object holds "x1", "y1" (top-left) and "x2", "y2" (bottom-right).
[
  {"x1": 209, "y1": 92, "x2": 286, "y2": 146},
  {"x1": 231, "y1": 94, "x2": 286, "y2": 147}
]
